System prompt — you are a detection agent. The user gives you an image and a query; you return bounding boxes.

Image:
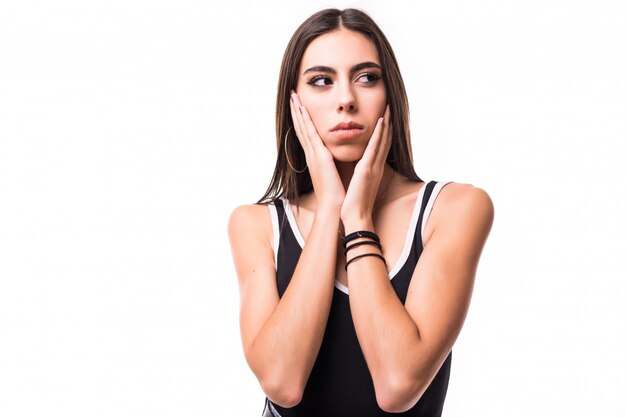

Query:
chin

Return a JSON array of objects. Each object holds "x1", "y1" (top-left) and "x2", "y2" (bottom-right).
[{"x1": 329, "y1": 146, "x2": 366, "y2": 163}]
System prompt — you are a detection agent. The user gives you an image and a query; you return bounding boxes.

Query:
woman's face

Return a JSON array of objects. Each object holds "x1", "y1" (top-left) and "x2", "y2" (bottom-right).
[{"x1": 295, "y1": 29, "x2": 387, "y2": 162}]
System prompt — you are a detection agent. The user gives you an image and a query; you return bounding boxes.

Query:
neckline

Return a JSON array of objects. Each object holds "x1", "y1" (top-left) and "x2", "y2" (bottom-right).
[{"x1": 280, "y1": 182, "x2": 427, "y2": 295}]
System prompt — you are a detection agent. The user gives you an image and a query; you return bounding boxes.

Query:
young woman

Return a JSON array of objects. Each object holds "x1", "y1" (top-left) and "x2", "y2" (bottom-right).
[{"x1": 228, "y1": 8, "x2": 494, "y2": 417}]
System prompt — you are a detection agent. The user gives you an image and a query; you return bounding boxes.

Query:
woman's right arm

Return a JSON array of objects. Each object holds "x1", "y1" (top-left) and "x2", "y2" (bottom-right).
[{"x1": 227, "y1": 202, "x2": 341, "y2": 407}]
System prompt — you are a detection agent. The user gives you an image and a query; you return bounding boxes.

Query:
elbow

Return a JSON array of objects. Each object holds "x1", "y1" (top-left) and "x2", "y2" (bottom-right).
[
  {"x1": 246, "y1": 344, "x2": 305, "y2": 407},
  {"x1": 375, "y1": 375, "x2": 424, "y2": 414},
  {"x1": 260, "y1": 375, "x2": 304, "y2": 408}
]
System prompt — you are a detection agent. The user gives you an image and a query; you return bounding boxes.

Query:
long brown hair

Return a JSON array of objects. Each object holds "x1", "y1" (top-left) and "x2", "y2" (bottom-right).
[{"x1": 256, "y1": 8, "x2": 422, "y2": 206}]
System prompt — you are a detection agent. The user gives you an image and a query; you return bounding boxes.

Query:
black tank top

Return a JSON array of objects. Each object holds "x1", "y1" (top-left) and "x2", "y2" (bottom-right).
[{"x1": 265, "y1": 180, "x2": 452, "y2": 417}]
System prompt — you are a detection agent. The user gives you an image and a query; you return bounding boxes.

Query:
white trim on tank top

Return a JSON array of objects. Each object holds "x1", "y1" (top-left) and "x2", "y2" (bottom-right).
[
  {"x1": 421, "y1": 181, "x2": 452, "y2": 241},
  {"x1": 269, "y1": 180, "x2": 452, "y2": 295},
  {"x1": 268, "y1": 203, "x2": 280, "y2": 268}
]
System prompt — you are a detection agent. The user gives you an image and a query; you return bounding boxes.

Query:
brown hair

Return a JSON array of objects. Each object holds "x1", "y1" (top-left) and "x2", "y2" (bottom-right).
[{"x1": 256, "y1": 8, "x2": 422, "y2": 206}]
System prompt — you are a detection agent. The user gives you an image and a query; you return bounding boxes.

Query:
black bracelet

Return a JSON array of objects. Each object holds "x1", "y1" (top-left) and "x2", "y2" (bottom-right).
[
  {"x1": 343, "y1": 230, "x2": 380, "y2": 249},
  {"x1": 345, "y1": 253, "x2": 387, "y2": 271},
  {"x1": 344, "y1": 240, "x2": 382, "y2": 256}
]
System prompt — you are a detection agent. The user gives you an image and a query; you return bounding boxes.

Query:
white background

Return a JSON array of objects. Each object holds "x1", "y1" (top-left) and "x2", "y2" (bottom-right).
[{"x1": 1, "y1": 0, "x2": 624, "y2": 416}]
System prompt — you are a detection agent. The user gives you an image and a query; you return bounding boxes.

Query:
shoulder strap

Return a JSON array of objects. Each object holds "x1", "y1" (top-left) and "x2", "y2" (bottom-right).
[
  {"x1": 268, "y1": 198, "x2": 284, "y2": 269},
  {"x1": 416, "y1": 181, "x2": 453, "y2": 246},
  {"x1": 415, "y1": 181, "x2": 437, "y2": 248}
]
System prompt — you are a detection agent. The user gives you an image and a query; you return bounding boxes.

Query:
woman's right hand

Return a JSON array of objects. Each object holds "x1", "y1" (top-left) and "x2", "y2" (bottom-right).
[{"x1": 289, "y1": 91, "x2": 345, "y2": 209}]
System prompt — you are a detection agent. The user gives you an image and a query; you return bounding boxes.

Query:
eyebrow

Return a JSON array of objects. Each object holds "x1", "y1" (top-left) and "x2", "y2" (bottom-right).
[{"x1": 302, "y1": 61, "x2": 382, "y2": 76}]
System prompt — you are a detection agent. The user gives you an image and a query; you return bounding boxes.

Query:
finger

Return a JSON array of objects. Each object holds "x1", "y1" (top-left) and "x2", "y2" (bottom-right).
[
  {"x1": 289, "y1": 94, "x2": 308, "y2": 152},
  {"x1": 371, "y1": 105, "x2": 391, "y2": 168},
  {"x1": 291, "y1": 92, "x2": 314, "y2": 151},
  {"x1": 376, "y1": 105, "x2": 392, "y2": 166},
  {"x1": 360, "y1": 116, "x2": 384, "y2": 165},
  {"x1": 291, "y1": 93, "x2": 314, "y2": 155},
  {"x1": 298, "y1": 105, "x2": 327, "y2": 152},
  {"x1": 386, "y1": 113, "x2": 393, "y2": 155},
  {"x1": 291, "y1": 97, "x2": 327, "y2": 155}
]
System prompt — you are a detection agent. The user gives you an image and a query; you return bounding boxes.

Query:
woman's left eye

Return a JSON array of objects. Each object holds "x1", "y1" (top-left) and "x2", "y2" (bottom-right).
[{"x1": 357, "y1": 73, "x2": 381, "y2": 84}]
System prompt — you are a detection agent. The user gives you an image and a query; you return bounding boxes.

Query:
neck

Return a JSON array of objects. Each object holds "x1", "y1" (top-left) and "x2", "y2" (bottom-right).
[{"x1": 334, "y1": 160, "x2": 396, "y2": 204}]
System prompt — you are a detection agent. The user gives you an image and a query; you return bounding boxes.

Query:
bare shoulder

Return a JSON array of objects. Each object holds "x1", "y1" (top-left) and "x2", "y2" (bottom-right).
[
  {"x1": 228, "y1": 203, "x2": 272, "y2": 233},
  {"x1": 438, "y1": 182, "x2": 493, "y2": 213},
  {"x1": 425, "y1": 182, "x2": 494, "y2": 244},
  {"x1": 227, "y1": 203, "x2": 274, "y2": 260}
]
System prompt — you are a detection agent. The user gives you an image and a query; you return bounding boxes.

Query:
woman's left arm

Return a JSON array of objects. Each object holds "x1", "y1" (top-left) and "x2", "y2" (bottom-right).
[{"x1": 345, "y1": 183, "x2": 494, "y2": 413}]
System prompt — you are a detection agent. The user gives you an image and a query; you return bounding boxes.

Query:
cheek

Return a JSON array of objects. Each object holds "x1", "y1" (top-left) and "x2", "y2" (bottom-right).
[
  {"x1": 300, "y1": 99, "x2": 326, "y2": 127},
  {"x1": 372, "y1": 93, "x2": 387, "y2": 115}
]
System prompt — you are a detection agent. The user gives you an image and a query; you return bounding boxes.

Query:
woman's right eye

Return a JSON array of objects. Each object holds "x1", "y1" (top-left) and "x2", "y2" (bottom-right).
[{"x1": 307, "y1": 75, "x2": 331, "y2": 87}]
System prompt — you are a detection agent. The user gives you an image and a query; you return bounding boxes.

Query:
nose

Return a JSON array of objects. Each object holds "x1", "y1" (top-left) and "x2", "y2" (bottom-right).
[{"x1": 337, "y1": 83, "x2": 357, "y2": 112}]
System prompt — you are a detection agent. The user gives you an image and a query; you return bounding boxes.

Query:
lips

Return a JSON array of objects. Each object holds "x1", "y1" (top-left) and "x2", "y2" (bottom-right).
[{"x1": 331, "y1": 121, "x2": 364, "y2": 132}]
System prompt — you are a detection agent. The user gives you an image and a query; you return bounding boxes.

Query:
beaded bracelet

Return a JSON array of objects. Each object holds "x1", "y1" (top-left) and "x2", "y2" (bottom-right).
[
  {"x1": 345, "y1": 253, "x2": 387, "y2": 271},
  {"x1": 344, "y1": 240, "x2": 382, "y2": 257},
  {"x1": 343, "y1": 230, "x2": 380, "y2": 249}
]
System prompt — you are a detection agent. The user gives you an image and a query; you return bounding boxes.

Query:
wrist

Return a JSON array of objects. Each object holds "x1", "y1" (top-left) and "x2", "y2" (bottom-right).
[
  {"x1": 315, "y1": 203, "x2": 342, "y2": 219},
  {"x1": 342, "y1": 218, "x2": 374, "y2": 234}
]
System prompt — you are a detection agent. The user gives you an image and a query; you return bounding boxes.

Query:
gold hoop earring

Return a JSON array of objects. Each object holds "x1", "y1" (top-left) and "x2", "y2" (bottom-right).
[{"x1": 284, "y1": 127, "x2": 307, "y2": 173}]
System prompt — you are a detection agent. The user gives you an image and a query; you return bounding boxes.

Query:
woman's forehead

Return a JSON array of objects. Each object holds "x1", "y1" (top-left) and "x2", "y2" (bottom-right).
[{"x1": 299, "y1": 30, "x2": 380, "y2": 74}]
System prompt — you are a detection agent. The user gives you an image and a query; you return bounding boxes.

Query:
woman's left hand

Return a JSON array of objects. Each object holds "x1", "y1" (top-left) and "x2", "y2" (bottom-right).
[{"x1": 340, "y1": 104, "x2": 392, "y2": 225}]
